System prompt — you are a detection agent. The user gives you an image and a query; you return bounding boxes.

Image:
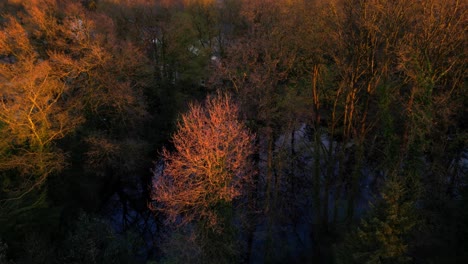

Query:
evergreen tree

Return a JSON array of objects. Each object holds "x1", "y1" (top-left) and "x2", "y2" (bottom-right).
[{"x1": 335, "y1": 176, "x2": 417, "y2": 264}]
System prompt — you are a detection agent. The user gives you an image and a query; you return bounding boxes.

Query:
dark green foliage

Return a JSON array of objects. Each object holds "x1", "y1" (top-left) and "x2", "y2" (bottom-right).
[
  {"x1": 197, "y1": 202, "x2": 239, "y2": 264},
  {"x1": 57, "y1": 212, "x2": 141, "y2": 264},
  {"x1": 335, "y1": 177, "x2": 417, "y2": 264},
  {"x1": 160, "y1": 204, "x2": 239, "y2": 264},
  {"x1": 1, "y1": 211, "x2": 141, "y2": 264},
  {"x1": 0, "y1": 189, "x2": 61, "y2": 263}
]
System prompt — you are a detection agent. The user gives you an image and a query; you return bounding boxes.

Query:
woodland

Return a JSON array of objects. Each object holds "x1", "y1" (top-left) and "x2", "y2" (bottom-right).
[{"x1": 0, "y1": 0, "x2": 466, "y2": 263}]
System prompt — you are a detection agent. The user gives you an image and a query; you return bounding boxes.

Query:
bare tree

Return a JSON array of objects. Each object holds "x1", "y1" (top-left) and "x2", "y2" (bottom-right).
[
  {"x1": 0, "y1": 15, "x2": 83, "y2": 199},
  {"x1": 151, "y1": 93, "x2": 255, "y2": 229}
]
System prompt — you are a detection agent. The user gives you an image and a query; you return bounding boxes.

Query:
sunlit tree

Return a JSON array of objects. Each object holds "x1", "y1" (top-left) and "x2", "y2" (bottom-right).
[
  {"x1": 0, "y1": 14, "x2": 84, "y2": 198},
  {"x1": 151, "y1": 93, "x2": 255, "y2": 228},
  {"x1": 0, "y1": 0, "x2": 148, "y2": 202}
]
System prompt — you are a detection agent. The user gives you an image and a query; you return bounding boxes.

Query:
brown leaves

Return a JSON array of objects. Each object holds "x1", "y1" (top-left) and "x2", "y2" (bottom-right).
[
  {"x1": 152, "y1": 93, "x2": 255, "y2": 228},
  {"x1": 0, "y1": 16, "x2": 35, "y2": 61},
  {"x1": 0, "y1": 44, "x2": 83, "y2": 198},
  {"x1": 0, "y1": 0, "x2": 148, "y2": 198}
]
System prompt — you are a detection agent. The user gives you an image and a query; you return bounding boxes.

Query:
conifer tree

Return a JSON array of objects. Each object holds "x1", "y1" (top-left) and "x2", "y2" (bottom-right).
[{"x1": 336, "y1": 176, "x2": 417, "y2": 264}]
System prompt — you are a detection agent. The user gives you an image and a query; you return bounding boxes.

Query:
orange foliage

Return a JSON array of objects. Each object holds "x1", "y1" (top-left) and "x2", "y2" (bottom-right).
[
  {"x1": 183, "y1": 0, "x2": 215, "y2": 7},
  {"x1": 0, "y1": 15, "x2": 83, "y2": 196},
  {"x1": 152, "y1": 93, "x2": 255, "y2": 228},
  {"x1": 0, "y1": 0, "x2": 148, "y2": 197}
]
